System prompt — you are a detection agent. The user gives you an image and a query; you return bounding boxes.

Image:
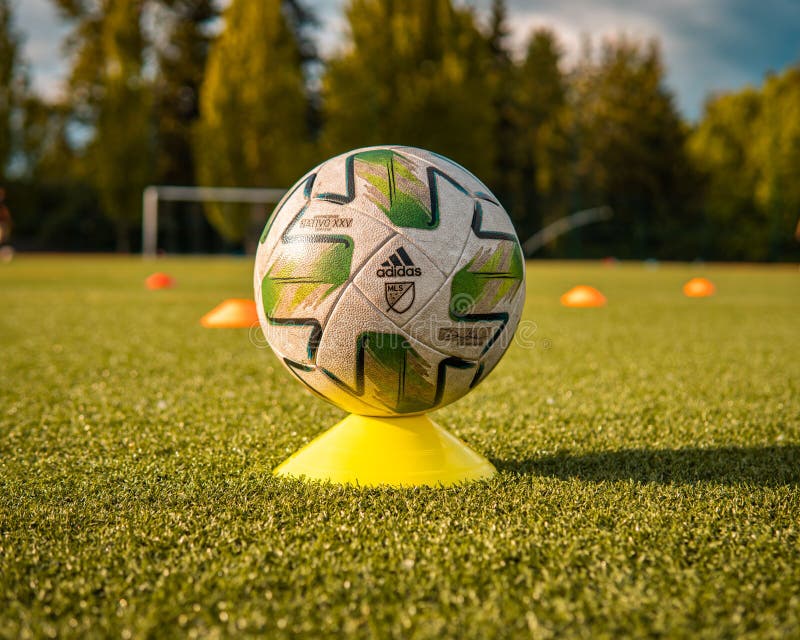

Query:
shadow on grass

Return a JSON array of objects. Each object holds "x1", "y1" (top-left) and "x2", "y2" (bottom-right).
[{"x1": 492, "y1": 445, "x2": 800, "y2": 486}]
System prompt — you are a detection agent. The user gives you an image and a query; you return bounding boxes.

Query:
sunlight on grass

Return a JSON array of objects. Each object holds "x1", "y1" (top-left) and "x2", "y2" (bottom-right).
[{"x1": 1, "y1": 257, "x2": 798, "y2": 638}]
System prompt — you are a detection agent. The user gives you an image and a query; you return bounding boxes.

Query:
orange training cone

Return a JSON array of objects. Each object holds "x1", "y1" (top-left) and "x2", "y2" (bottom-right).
[
  {"x1": 683, "y1": 277, "x2": 715, "y2": 298},
  {"x1": 200, "y1": 298, "x2": 259, "y2": 328},
  {"x1": 145, "y1": 272, "x2": 174, "y2": 290},
  {"x1": 560, "y1": 285, "x2": 607, "y2": 308}
]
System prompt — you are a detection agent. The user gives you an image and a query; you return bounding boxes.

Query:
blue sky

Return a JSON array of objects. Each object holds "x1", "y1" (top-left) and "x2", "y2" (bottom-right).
[{"x1": 15, "y1": 0, "x2": 800, "y2": 120}]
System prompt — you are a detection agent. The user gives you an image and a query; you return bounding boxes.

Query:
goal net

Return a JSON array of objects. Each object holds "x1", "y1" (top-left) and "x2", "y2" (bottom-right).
[{"x1": 141, "y1": 185, "x2": 286, "y2": 257}]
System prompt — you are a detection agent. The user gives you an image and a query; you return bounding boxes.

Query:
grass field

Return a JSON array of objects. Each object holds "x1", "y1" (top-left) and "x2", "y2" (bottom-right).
[{"x1": 1, "y1": 256, "x2": 799, "y2": 639}]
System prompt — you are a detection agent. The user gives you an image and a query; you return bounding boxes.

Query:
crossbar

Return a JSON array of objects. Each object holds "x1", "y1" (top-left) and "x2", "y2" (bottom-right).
[{"x1": 142, "y1": 185, "x2": 286, "y2": 257}]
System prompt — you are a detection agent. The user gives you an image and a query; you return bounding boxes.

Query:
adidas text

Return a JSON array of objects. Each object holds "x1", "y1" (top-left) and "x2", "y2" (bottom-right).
[{"x1": 376, "y1": 265, "x2": 422, "y2": 278}]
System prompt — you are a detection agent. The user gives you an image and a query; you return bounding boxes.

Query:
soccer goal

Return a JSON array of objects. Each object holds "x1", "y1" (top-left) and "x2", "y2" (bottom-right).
[{"x1": 141, "y1": 185, "x2": 286, "y2": 257}]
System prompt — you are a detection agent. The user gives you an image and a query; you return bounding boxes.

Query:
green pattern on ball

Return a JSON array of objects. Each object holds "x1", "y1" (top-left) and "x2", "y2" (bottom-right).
[
  {"x1": 362, "y1": 332, "x2": 435, "y2": 414},
  {"x1": 262, "y1": 241, "x2": 353, "y2": 315},
  {"x1": 450, "y1": 241, "x2": 524, "y2": 314},
  {"x1": 355, "y1": 149, "x2": 436, "y2": 229}
]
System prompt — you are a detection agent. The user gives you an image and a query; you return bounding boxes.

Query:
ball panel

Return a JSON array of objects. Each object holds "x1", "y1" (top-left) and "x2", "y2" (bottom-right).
[
  {"x1": 314, "y1": 288, "x2": 480, "y2": 416},
  {"x1": 307, "y1": 152, "x2": 351, "y2": 201},
  {"x1": 384, "y1": 168, "x2": 474, "y2": 275},
  {"x1": 470, "y1": 198, "x2": 519, "y2": 239},
  {"x1": 403, "y1": 233, "x2": 524, "y2": 361},
  {"x1": 351, "y1": 148, "x2": 435, "y2": 229},
  {"x1": 255, "y1": 199, "x2": 395, "y2": 365},
  {"x1": 352, "y1": 235, "x2": 447, "y2": 329},
  {"x1": 451, "y1": 238, "x2": 524, "y2": 316},
  {"x1": 393, "y1": 146, "x2": 497, "y2": 204},
  {"x1": 310, "y1": 147, "x2": 435, "y2": 228},
  {"x1": 281, "y1": 361, "x2": 392, "y2": 415},
  {"x1": 259, "y1": 198, "x2": 394, "y2": 285},
  {"x1": 262, "y1": 238, "x2": 353, "y2": 318},
  {"x1": 261, "y1": 320, "x2": 321, "y2": 367},
  {"x1": 314, "y1": 289, "x2": 401, "y2": 394},
  {"x1": 472, "y1": 286, "x2": 525, "y2": 385},
  {"x1": 255, "y1": 174, "x2": 315, "y2": 280},
  {"x1": 404, "y1": 293, "x2": 502, "y2": 362},
  {"x1": 310, "y1": 147, "x2": 474, "y2": 275}
]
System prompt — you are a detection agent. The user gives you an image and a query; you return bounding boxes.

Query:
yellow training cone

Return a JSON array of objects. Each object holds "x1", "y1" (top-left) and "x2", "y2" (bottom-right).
[
  {"x1": 560, "y1": 285, "x2": 607, "y2": 308},
  {"x1": 274, "y1": 414, "x2": 497, "y2": 487},
  {"x1": 683, "y1": 277, "x2": 715, "y2": 298},
  {"x1": 200, "y1": 298, "x2": 259, "y2": 328}
]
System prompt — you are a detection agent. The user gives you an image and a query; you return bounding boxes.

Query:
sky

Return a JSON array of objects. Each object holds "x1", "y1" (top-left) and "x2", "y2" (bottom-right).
[{"x1": 15, "y1": 0, "x2": 800, "y2": 121}]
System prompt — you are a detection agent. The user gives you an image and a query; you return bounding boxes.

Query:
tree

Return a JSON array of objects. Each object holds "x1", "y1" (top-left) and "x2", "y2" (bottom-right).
[
  {"x1": 194, "y1": 0, "x2": 314, "y2": 242},
  {"x1": 511, "y1": 28, "x2": 570, "y2": 243},
  {"x1": 0, "y1": 0, "x2": 22, "y2": 182},
  {"x1": 322, "y1": 0, "x2": 496, "y2": 180},
  {"x1": 689, "y1": 89, "x2": 761, "y2": 259},
  {"x1": 751, "y1": 66, "x2": 800, "y2": 260},
  {"x1": 152, "y1": 0, "x2": 218, "y2": 185},
  {"x1": 54, "y1": 0, "x2": 153, "y2": 252},
  {"x1": 571, "y1": 38, "x2": 698, "y2": 258},
  {"x1": 17, "y1": 94, "x2": 74, "y2": 181},
  {"x1": 485, "y1": 0, "x2": 516, "y2": 211},
  {"x1": 690, "y1": 64, "x2": 800, "y2": 261}
]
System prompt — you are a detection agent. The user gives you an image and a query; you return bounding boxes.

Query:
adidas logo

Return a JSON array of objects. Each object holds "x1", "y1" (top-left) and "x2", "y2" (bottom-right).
[{"x1": 376, "y1": 246, "x2": 422, "y2": 277}]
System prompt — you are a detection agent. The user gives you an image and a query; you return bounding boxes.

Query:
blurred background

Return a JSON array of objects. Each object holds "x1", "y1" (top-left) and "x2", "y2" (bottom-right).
[{"x1": 1, "y1": 0, "x2": 799, "y2": 260}]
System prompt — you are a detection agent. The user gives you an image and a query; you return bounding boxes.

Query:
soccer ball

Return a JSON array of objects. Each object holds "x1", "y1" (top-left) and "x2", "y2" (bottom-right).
[{"x1": 254, "y1": 146, "x2": 525, "y2": 417}]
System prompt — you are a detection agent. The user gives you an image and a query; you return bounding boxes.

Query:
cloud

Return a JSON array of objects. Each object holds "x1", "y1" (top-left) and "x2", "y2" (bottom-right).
[
  {"x1": 466, "y1": 0, "x2": 800, "y2": 119},
  {"x1": 12, "y1": 0, "x2": 800, "y2": 119}
]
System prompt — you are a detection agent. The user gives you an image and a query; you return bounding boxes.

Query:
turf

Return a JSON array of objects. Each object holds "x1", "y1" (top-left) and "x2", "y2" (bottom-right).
[{"x1": 1, "y1": 256, "x2": 798, "y2": 639}]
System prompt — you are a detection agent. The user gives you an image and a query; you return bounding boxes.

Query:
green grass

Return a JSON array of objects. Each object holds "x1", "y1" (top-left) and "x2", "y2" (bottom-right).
[{"x1": 1, "y1": 256, "x2": 799, "y2": 639}]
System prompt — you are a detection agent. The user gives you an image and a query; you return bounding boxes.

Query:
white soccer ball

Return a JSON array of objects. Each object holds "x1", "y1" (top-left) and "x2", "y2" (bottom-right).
[{"x1": 254, "y1": 145, "x2": 525, "y2": 417}]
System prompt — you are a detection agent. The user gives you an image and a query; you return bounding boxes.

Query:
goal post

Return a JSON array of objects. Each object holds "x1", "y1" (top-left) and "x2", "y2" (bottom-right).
[{"x1": 141, "y1": 185, "x2": 286, "y2": 257}]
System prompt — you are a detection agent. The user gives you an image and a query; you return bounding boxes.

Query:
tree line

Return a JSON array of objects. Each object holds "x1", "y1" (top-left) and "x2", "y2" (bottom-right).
[{"x1": 1, "y1": 0, "x2": 798, "y2": 260}]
